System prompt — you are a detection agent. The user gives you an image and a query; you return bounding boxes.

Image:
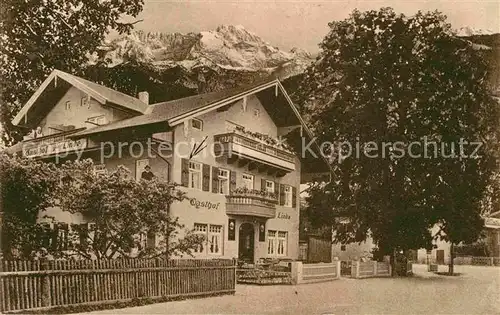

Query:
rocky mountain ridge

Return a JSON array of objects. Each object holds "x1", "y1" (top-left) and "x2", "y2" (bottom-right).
[
  {"x1": 94, "y1": 25, "x2": 313, "y2": 80},
  {"x1": 87, "y1": 25, "x2": 499, "y2": 105}
]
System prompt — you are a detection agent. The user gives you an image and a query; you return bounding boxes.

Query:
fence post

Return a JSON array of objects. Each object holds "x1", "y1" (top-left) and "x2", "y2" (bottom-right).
[
  {"x1": 233, "y1": 258, "x2": 237, "y2": 288},
  {"x1": 351, "y1": 260, "x2": 360, "y2": 279},
  {"x1": 334, "y1": 258, "x2": 341, "y2": 279},
  {"x1": 290, "y1": 261, "x2": 303, "y2": 284},
  {"x1": 373, "y1": 260, "x2": 378, "y2": 276},
  {"x1": 491, "y1": 257, "x2": 494, "y2": 266},
  {"x1": 40, "y1": 258, "x2": 51, "y2": 307}
]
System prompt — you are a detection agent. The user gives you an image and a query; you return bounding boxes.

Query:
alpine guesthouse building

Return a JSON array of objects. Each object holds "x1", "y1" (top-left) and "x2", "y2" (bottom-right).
[{"x1": 7, "y1": 70, "x2": 329, "y2": 263}]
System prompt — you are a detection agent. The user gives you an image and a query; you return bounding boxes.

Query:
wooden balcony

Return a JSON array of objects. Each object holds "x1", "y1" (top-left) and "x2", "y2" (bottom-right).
[
  {"x1": 214, "y1": 132, "x2": 296, "y2": 177},
  {"x1": 226, "y1": 193, "x2": 277, "y2": 218}
]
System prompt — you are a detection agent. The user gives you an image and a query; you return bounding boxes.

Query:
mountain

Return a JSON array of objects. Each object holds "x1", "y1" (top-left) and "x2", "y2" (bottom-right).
[
  {"x1": 462, "y1": 33, "x2": 500, "y2": 95},
  {"x1": 456, "y1": 27, "x2": 495, "y2": 37},
  {"x1": 87, "y1": 25, "x2": 313, "y2": 102},
  {"x1": 86, "y1": 25, "x2": 499, "y2": 106}
]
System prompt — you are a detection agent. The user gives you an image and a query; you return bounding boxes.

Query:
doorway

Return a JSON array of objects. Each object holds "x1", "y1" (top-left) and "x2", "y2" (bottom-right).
[
  {"x1": 436, "y1": 250, "x2": 445, "y2": 264},
  {"x1": 238, "y1": 223, "x2": 255, "y2": 263}
]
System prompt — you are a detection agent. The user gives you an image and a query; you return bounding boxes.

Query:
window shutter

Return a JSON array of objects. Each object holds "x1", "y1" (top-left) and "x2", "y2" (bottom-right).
[
  {"x1": 292, "y1": 186, "x2": 297, "y2": 208},
  {"x1": 202, "y1": 164, "x2": 210, "y2": 191},
  {"x1": 212, "y1": 166, "x2": 219, "y2": 193},
  {"x1": 230, "y1": 171, "x2": 237, "y2": 192},
  {"x1": 261, "y1": 178, "x2": 266, "y2": 191},
  {"x1": 51, "y1": 224, "x2": 59, "y2": 251},
  {"x1": 147, "y1": 231, "x2": 156, "y2": 249},
  {"x1": 181, "y1": 158, "x2": 189, "y2": 187},
  {"x1": 279, "y1": 184, "x2": 286, "y2": 206}
]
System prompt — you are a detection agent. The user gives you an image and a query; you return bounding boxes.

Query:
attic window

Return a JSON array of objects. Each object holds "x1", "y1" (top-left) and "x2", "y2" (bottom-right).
[
  {"x1": 191, "y1": 118, "x2": 203, "y2": 131},
  {"x1": 87, "y1": 115, "x2": 107, "y2": 126}
]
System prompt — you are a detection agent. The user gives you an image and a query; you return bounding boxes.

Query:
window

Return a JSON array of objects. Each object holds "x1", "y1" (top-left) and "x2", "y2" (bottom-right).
[
  {"x1": 65, "y1": 101, "x2": 71, "y2": 110},
  {"x1": 267, "y1": 230, "x2": 276, "y2": 255},
  {"x1": 191, "y1": 118, "x2": 203, "y2": 131},
  {"x1": 194, "y1": 223, "x2": 207, "y2": 254},
  {"x1": 284, "y1": 186, "x2": 293, "y2": 207},
  {"x1": 277, "y1": 231, "x2": 287, "y2": 256},
  {"x1": 341, "y1": 245, "x2": 346, "y2": 251},
  {"x1": 194, "y1": 223, "x2": 223, "y2": 256},
  {"x1": 87, "y1": 115, "x2": 107, "y2": 126},
  {"x1": 189, "y1": 162, "x2": 202, "y2": 190},
  {"x1": 268, "y1": 230, "x2": 287, "y2": 257},
  {"x1": 265, "y1": 180, "x2": 275, "y2": 194},
  {"x1": 242, "y1": 174, "x2": 254, "y2": 190},
  {"x1": 135, "y1": 159, "x2": 149, "y2": 181},
  {"x1": 218, "y1": 169, "x2": 230, "y2": 195},
  {"x1": 208, "y1": 225, "x2": 223, "y2": 255}
]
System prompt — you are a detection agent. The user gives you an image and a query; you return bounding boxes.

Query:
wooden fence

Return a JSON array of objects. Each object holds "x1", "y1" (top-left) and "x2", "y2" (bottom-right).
[
  {"x1": 306, "y1": 236, "x2": 332, "y2": 263},
  {"x1": 0, "y1": 258, "x2": 236, "y2": 313}
]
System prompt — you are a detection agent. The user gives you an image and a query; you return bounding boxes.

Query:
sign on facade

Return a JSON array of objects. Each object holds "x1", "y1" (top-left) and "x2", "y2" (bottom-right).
[{"x1": 23, "y1": 138, "x2": 88, "y2": 158}]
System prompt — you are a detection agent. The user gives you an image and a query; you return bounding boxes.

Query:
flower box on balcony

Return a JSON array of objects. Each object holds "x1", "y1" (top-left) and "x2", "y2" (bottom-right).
[
  {"x1": 225, "y1": 188, "x2": 278, "y2": 218},
  {"x1": 233, "y1": 126, "x2": 293, "y2": 154},
  {"x1": 230, "y1": 188, "x2": 278, "y2": 204}
]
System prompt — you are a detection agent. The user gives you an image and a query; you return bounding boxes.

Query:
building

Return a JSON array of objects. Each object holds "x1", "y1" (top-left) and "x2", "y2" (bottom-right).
[
  {"x1": 416, "y1": 217, "x2": 500, "y2": 264},
  {"x1": 7, "y1": 69, "x2": 330, "y2": 262}
]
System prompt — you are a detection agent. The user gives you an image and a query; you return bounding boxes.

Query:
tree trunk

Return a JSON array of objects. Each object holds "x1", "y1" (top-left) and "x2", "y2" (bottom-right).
[
  {"x1": 448, "y1": 243, "x2": 455, "y2": 275},
  {"x1": 165, "y1": 202, "x2": 170, "y2": 260},
  {"x1": 390, "y1": 249, "x2": 396, "y2": 276}
]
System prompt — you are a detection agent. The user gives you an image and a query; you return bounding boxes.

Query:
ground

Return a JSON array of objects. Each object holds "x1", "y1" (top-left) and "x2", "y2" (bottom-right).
[{"x1": 81, "y1": 264, "x2": 500, "y2": 315}]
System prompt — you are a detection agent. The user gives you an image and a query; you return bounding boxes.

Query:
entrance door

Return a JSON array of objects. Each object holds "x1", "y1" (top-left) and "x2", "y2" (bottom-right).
[
  {"x1": 436, "y1": 250, "x2": 445, "y2": 264},
  {"x1": 238, "y1": 223, "x2": 255, "y2": 263}
]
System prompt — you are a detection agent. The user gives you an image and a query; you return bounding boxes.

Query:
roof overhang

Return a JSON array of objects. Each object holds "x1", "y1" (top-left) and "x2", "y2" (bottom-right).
[{"x1": 484, "y1": 225, "x2": 500, "y2": 230}]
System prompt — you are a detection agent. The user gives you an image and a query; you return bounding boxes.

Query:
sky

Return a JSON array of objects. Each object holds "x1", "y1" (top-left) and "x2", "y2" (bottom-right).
[{"x1": 129, "y1": 0, "x2": 500, "y2": 52}]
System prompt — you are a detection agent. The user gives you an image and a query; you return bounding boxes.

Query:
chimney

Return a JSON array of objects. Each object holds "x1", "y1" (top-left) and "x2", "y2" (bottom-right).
[{"x1": 138, "y1": 91, "x2": 149, "y2": 105}]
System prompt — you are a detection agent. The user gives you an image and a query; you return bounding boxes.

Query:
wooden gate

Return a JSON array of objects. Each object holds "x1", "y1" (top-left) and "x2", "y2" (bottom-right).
[{"x1": 307, "y1": 236, "x2": 332, "y2": 263}]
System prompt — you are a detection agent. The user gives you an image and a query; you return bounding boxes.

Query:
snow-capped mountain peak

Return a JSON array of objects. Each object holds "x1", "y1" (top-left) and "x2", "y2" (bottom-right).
[
  {"x1": 94, "y1": 24, "x2": 313, "y2": 76},
  {"x1": 456, "y1": 26, "x2": 495, "y2": 37}
]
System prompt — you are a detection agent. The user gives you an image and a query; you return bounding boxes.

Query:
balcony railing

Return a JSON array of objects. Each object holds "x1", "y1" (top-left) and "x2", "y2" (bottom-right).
[
  {"x1": 214, "y1": 132, "x2": 296, "y2": 173},
  {"x1": 225, "y1": 190, "x2": 278, "y2": 218}
]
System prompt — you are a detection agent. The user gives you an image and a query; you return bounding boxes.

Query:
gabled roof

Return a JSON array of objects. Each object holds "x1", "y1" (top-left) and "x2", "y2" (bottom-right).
[
  {"x1": 69, "y1": 78, "x2": 278, "y2": 138},
  {"x1": 12, "y1": 70, "x2": 148, "y2": 126}
]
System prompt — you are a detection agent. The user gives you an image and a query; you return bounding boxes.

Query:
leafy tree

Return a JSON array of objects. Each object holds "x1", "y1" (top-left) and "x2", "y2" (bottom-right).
[
  {"x1": 0, "y1": 0, "x2": 144, "y2": 144},
  {"x1": 0, "y1": 153, "x2": 60, "y2": 259},
  {"x1": 55, "y1": 159, "x2": 203, "y2": 260},
  {"x1": 299, "y1": 8, "x2": 499, "y2": 274}
]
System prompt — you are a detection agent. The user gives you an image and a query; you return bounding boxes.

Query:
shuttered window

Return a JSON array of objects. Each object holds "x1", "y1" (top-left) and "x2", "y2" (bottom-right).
[
  {"x1": 218, "y1": 169, "x2": 230, "y2": 195},
  {"x1": 188, "y1": 161, "x2": 202, "y2": 190}
]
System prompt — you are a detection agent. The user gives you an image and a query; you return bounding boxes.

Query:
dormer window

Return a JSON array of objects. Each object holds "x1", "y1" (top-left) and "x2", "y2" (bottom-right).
[{"x1": 191, "y1": 118, "x2": 203, "y2": 131}]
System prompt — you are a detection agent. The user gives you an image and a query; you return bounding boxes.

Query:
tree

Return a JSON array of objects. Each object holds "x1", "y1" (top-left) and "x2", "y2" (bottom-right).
[
  {"x1": 55, "y1": 159, "x2": 203, "y2": 260},
  {"x1": 299, "y1": 8, "x2": 499, "y2": 275},
  {"x1": 0, "y1": 0, "x2": 144, "y2": 144},
  {"x1": 0, "y1": 153, "x2": 60, "y2": 259}
]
